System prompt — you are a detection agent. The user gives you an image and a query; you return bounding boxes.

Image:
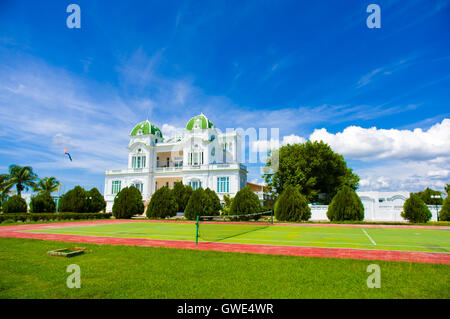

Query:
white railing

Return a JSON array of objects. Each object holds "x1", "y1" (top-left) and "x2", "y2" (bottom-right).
[
  {"x1": 154, "y1": 167, "x2": 183, "y2": 172},
  {"x1": 105, "y1": 168, "x2": 151, "y2": 175}
]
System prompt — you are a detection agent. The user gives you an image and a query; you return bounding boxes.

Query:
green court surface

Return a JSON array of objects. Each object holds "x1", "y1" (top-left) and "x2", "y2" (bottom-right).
[{"x1": 24, "y1": 222, "x2": 450, "y2": 253}]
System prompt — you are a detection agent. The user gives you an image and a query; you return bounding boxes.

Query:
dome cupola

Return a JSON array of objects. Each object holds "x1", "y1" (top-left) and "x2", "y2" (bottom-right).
[
  {"x1": 186, "y1": 112, "x2": 214, "y2": 130},
  {"x1": 130, "y1": 120, "x2": 163, "y2": 138}
]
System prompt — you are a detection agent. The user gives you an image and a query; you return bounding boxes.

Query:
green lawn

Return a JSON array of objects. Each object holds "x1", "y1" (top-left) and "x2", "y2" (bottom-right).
[
  {"x1": 24, "y1": 221, "x2": 450, "y2": 253},
  {"x1": 0, "y1": 237, "x2": 448, "y2": 298}
]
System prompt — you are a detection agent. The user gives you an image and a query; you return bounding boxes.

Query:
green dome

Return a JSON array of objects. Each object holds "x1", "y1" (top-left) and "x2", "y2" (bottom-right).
[
  {"x1": 130, "y1": 120, "x2": 163, "y2": 137},
  {"x1": 186, "y1": 113, "x2": 214, "y2": 130}
]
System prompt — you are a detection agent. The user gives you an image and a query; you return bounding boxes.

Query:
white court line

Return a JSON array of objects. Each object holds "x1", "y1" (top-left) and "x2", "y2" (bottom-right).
[{"x1": 362, "y1": 229, "x2": 376, "y2": 245}]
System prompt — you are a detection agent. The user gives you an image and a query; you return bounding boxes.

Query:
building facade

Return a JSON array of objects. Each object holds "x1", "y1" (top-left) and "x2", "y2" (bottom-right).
[
  {"x1": 104, "y1": 113, "x2": 248, "y2": 212},
  {"x1": 246, "y1": 182, "x2": 275, "y2": 207}
]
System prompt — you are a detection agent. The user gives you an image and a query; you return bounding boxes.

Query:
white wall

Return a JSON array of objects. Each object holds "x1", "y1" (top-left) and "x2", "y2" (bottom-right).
[{"x1": 308, "y1": 191, "x2": 442, "y2": 222}]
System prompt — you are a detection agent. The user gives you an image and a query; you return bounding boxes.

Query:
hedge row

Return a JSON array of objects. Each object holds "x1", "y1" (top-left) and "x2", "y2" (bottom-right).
[{"x1": 0, "y1": 213, "x2": 112, "y2": 223}]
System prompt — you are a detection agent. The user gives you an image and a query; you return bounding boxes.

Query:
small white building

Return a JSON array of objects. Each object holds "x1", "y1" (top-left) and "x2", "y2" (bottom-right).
[{"x1": 104, "y1": 113, "x2": 248, "y2": 212}]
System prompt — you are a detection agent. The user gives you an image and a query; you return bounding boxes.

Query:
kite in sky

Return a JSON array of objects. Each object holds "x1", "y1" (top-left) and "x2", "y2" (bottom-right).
[{"x1": 64, "y1": 148, "x2": 72, "y2": 161}]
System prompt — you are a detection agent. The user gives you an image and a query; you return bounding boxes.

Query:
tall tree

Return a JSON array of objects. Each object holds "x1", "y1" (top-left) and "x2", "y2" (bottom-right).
[
  {"x1": 230, "y1": 186, "x2": 261, "y2": 216},
  {"x1": 414, "y1": 187, "x2": 443, "y2": 205},
  {"x1": 4, "y1": 165, "x2": 38, "y2": 197},
  {"x1": 35, "y1": 177, "x2": 60, "y2": 195},
  {"x1": 172, "y1": 182, "x2": 193, "y2": 212},
  {"x1": 264, "y1": 141, "x2": 359, "y2": 204}
]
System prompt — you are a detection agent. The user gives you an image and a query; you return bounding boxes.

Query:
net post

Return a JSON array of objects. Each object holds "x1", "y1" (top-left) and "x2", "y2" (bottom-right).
[
  {"x1": 271, "y1": 209, "x2": 273, "y2": 224},
  {"x1": 195, "y1": 215, "x2": 199, "y2": 245}
]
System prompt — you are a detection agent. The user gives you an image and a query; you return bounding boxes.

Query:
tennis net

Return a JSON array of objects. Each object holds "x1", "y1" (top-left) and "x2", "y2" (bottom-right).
[{"x1": 195, "y1": 211, "x2": 273, "y2": 244}]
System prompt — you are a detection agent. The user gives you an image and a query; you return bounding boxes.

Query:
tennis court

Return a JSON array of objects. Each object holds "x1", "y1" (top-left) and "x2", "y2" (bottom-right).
[{"x1": 22, "y1": 220, "x2": 450, "y2": 253}]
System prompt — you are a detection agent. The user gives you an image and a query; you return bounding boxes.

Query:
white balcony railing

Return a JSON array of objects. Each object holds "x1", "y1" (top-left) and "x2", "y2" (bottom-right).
[
  {"x1": 106, "y1": 163, "x2": 247, "y2": 175},
  {"x1": 154, "y1": 166, "x2": 183, "y2": 172}
]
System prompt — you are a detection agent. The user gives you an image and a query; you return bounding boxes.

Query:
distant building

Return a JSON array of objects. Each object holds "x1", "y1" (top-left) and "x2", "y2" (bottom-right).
[
  {"x1": 104, "y1": 113, "x2": 248, "y2": 212},
  {"x1": 246, "y1": 182, "x2": 274, "y2": 206}
]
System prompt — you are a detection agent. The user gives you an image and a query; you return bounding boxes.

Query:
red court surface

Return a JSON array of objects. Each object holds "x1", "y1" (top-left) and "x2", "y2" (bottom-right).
[{"x1": 1, "y1": 219, "x2": 449, "y2": 265}]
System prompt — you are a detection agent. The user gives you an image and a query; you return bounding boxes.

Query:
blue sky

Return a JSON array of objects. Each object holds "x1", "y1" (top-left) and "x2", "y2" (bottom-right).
[{"x1": 0, "y1": 0, "x2": 449, "y2": 195}]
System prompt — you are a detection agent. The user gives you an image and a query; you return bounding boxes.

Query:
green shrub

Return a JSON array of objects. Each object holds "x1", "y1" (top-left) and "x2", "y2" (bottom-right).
[
  {"x1": 0, "y1": 195, "x2": 8, "y2": 212},
  {"x1": 275, "y1": 186, "x2": 311, "y2": 222},
  {"x1": 146, "y1": 186, "x2": 177, "y2": 218},
  {"x1": 184, "y1": 188, "x2": 211, "y2": 220},
  {"x1": 172, "y1": 182, "x2": 193, "y2": 212},
  {"x1": 204, "y1": 188, "x2": 221, "y2": 216},
  {"x1": 2, "y1": 195, "x2": 28, "y2": 214},
  {"x1": 112, "y1": 186, "x2": 144, "y2": 219},
  {"x1": 87, "y1": 188, "x2": 106, "y2": 213},
  {"x1": 439, "y1": 196, "x2": 450, "y2": 221},
  {"x1": 0, "y1": 213, "x2": 27, "y2": 222},
  {"x1": 30, "y1": 192, "x2": 56, "y2": 213},
  {"x1": 327, "y1": 185, "x2": 364, "y2": 221},
  {"x1": 0, "y1": 213, "x2": 112, "y2": 223},
  {"x1": 229, "y1": 186, "x2": 261, "y2": 216},
  {"x1": 59, "y1": 186, "x2": 88, "y2": 213},
  {"x1": 59, "y1": 213, "x2": 111, "y2": 220},
  {"x1": 401, "y1": 193, "x2": 432, "y2": 223}
]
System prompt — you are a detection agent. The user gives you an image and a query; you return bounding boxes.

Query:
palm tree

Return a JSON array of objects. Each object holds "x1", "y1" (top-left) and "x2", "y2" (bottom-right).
[
  {"x1": 4, "y1": 165, "x2": 38, "y2": 197},
  {"x1": 35, "y1": 177, "x2": 60, "y2": 195},
  {"x1": 0, "y1": 174, "x2": 12, "y2": 205}
]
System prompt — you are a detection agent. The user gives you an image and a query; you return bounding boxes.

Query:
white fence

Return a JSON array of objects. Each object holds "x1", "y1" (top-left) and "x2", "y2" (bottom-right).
[{"x1": 309, "y1": 204, "x2": 442, "y2": 222}]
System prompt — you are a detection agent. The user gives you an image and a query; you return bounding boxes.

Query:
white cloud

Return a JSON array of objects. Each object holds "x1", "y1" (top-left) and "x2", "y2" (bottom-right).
[
  {"x1": 161, "y1": 124, "x2": 184, "y2": 139},
  {"x1": 248, "y1": 120, "x2": 450, "y2": 192},
  {"x1": 249, "y1": 178, "x2": 265, "y2": 185},
  {"x1": 282, "y1": 134, "x2": 306, "y2": 145},
  {"x1": 427, "y1": 169, "x2": 450, "y2": 178},
  {"x1": 309, "y1": 119, "x2": 450, "y2": 192},
  {"x1": 310, "y1": 119, "x2": 450, "y2": 161},
  {"x1": 251, "y1": 134, "x2": 306, "y2": 153},
  {"x1": 355, "y1": 161, "x2": 449, "y2": 192},
  {"x1": 356, "y1": 68, "x2": 383, "y2": 88}
]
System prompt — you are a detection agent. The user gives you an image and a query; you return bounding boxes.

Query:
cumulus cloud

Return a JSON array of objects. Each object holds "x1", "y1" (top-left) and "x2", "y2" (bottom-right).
[
  {"x1": 310, "y1": 119, "x2": 450, "y2": 161},
  {"x1": 282, "y1": 134, "x2": 307, "y2": 145},
  {"x1": 355, "y1": 160, "x2": 450, "y2": 192},
  {"x1": 161, "y1": 123, "x2": 184, "y2": 139},
  {"x1": 249, "y1": 120, "x2": 450, "y2": 192},
  {"x1": 251, "y1": 134, "x2": 306, "y2": 153},
  {"x1": 308, "y1": 119, "x2": 450, "y2": 192}
]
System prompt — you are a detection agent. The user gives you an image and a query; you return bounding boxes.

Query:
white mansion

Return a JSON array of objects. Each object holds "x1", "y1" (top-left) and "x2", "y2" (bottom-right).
[{"x1": 104, "y1": 113, "x2": 248, "y2": 212}]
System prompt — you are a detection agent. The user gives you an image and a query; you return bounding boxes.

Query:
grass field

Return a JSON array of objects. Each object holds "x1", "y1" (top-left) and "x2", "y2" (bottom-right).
[
  {"x1": 23, "y1": 221, "x2": 450, "y2": 253},
  {"x1": 0, "y1": 237, "x2": 448, "y2": 299}
]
